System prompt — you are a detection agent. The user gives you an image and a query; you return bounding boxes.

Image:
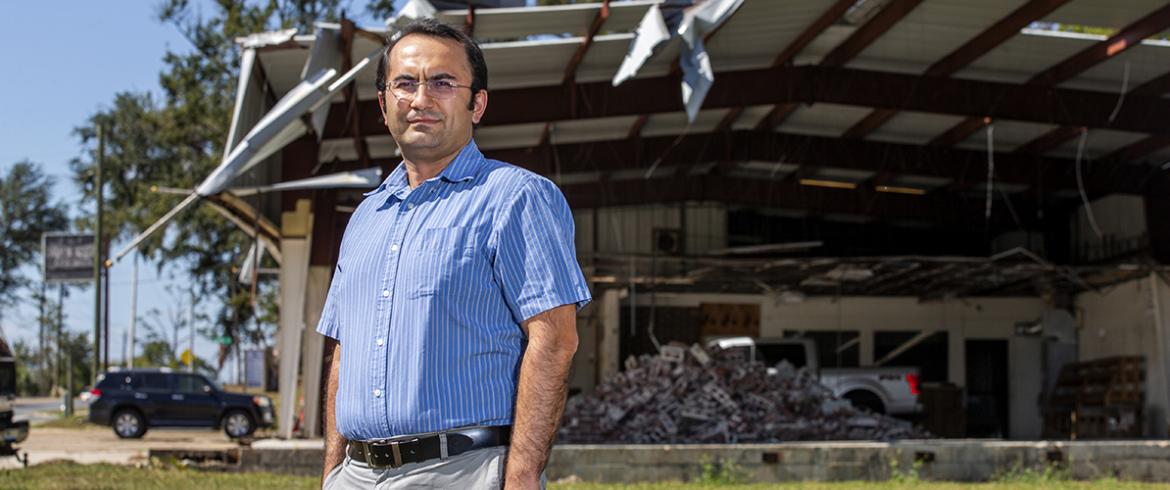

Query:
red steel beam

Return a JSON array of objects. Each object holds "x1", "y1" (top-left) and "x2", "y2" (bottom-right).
[
  {"x1": 929, "y1": 2, "x2": 1170, "y2": 148},
  {"x1": 845, "y1": 0, "x2": 1071, "y2": 139},
  {"x1": 761, "y1": 0, "x2": 919, "y2": 132},
  {"x1": 1011, "y1": 125, "x2": 1085, "y2": 155},
  {"x1": 325, "y1": 65, "x2": 1170, "y2": 136},
  {"x1": 480, "y1": 130, "x2": 1150, "y2": 195},
  {"x1": 772, "y1": 0, "x2": 857, "y2": 68},
  {"x1": 563, "y1": 0, "x2": 610, "y2": 86},
  {"x1": 559, "y1": 174, "x2": 963, "y2": 224},
  {"x1": 1013, "y1": 70, "x2": 1170, "y2": 157},
  {"x1": 819, "y1": 0, "x2": 925, "y2": 68},
  {"x1": 1103, "y1": 134, "x2": 1170, "y2": 163}
]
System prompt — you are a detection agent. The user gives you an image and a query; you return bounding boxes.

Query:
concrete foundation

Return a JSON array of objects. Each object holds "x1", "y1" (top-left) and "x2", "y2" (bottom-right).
[{"x1": 238, "y1": 439, "x2": 1170, "y2": 482}]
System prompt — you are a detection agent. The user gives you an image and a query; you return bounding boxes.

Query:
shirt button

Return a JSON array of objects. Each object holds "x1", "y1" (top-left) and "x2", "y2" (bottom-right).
[
  {"x1": 407, "y1": 203, "x2": 415, "y2": 210},
  {"x1": 390, "y1": 244, "x2": 399, "y2": 252},
  {"x1": 382, "y1": 289, "x2": 390, "y2": 298},
  {"x1": 376, "y1": 338, "x2": 384, "y2": 346},
  {"x1": 373, "y1": 389, "x2": 382, "y2": 398}
]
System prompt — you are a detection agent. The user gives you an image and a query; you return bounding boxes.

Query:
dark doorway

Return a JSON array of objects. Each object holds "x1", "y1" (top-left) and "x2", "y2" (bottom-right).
[
  {"x1": 619, "y1": 306, "x2": 702, "y2": 364},
  {"x1": 966, "y1": 339, "x2": 1010, "y2": 438},
  {"x1": 874, "y1": 331, "x2": 949, "y2": 382}
]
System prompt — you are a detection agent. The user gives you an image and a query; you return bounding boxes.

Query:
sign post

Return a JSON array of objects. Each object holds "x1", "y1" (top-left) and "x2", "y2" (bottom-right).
[{"x1": 42, "y1": 232, "x2": 95, "y2": 412}]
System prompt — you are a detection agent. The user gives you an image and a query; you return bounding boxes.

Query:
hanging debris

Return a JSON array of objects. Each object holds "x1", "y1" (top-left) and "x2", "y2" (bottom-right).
[{"x1": 560, "y1": 344, "x2": 930, "y2": 444}]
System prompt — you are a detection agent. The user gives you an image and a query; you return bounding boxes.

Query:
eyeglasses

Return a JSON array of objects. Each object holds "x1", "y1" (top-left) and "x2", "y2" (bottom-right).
[{"x1": 385, "y1": 79, "x2": 473, "y2": 100}]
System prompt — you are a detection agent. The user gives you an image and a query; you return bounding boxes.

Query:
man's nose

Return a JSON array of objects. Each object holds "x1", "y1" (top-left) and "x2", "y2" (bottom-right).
[{"x1": 410, "y1": 87, "x2": 436, "y2": 110}]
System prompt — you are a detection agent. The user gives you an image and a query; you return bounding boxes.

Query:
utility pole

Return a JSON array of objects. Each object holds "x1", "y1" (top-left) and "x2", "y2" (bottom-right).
[
  {"x1": 38, "y1": 281, "x2": 45, "y2": 381},
  {"x1": 127, "y1": 253, "x2": 138, "y2": 368},
  {"x1": 93, "y1": 124, "x2": 104, "y2": 381},
  {"x1": 188, "y1": 289, "x2": 195, "y2": 373},
  {"x1": 55, "y1": 284, "x2": 64, "y2": 395},
  {"x1": 103, "y1": 255, "x2": 110, "y2": 372}
]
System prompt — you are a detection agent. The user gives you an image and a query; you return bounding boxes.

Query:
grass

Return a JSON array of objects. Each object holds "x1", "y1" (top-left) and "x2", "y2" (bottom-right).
[
  {"x1": 2, "y1": 462, "x2": 1169, "y2": 490},
  {"x1": 0, "y1": 462, "x2": 314, "y2": 490}
]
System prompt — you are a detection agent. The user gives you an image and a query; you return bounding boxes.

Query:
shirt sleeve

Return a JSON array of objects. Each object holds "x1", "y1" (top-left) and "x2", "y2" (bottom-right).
[
  {"x1": 490, "y1": 176, "x2": 592, "y2": 324},
  {"x1": 315, "y1": 264, "x2": 343, "y2": 340}
]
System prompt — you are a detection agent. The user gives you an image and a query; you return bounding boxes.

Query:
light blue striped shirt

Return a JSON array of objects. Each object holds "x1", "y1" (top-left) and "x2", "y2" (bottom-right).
[{"x1": 316, "y1": 139, "x2": 591, "y2": 440}]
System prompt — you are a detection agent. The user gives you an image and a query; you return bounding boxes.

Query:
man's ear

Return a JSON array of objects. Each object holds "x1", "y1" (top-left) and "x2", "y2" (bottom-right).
[
  {"x1": 378, "y1": 92, "x2": 387, "y2": 115},
  {"x1": 470, "y1": 89, "x2": 488, "y2": 125}
]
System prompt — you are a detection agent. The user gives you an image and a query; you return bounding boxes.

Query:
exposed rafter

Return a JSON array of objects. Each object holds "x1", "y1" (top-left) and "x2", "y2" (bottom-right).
[
  {"x1": 1012, "y1": 125, "x2": 1085, "y2": 155},
  {"x1": 1103, "y1": 134, "x2": 1170, "y2": 163},
  {"x1": 820, "y1": 0, "x2": 925, "y2": 68},
  {"x1": 563, "y1": 0, "x2": 610, "y2": 86},
  {"x1": 771, "y1": 0, "x2": 857, "y2": 68},
  {"x1": 339, "y1": 19, "x2": 373, "y2": 173},
  {"x1": 477, "y1": 130, "x2": 1150, "y2": 195},
  {"x1": 844, "y1": 0, "x2": 1071, "y2": 139},
  {"x1": 325, "y1": 65, "x2": 1170, "y2": 136},
  {"x1": 558, "y1": 174, "x2": 965, "y2": 224},
  {"x1": 759, "y1": 0, "x2": 917, "y2": 132},
  {"x1": 928, "y1": 2, "x2": 1170, "y2": 148},
  {"x1": 1015, "y1": 69, "x2": 1170, "y2": 159}
]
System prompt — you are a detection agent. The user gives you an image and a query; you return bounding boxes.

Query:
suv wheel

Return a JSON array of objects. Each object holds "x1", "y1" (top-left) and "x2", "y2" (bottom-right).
[
  {"x1": 113, "y1": 409, "x2": 146, "y2": 439},
  {"x1": 223, "y1": 410, "x2": 255, "y2": 438}
]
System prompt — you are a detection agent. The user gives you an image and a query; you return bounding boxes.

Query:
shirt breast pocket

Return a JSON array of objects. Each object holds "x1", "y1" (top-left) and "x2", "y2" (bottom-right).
[{"x1": 411, "y1": 226, "x2": 479, "y2": 298}]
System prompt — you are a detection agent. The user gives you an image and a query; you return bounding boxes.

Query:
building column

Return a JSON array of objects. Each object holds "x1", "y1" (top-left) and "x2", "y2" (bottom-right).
[
  {"x1": 277, "y1": 199, "x2": 312, "y2": 439},
  {"x1": 300, "y1": 265, "x2": 330, "y2": 437},
  {"x1": 597, "y1": 289, "x2": 623, "y2": 383}
]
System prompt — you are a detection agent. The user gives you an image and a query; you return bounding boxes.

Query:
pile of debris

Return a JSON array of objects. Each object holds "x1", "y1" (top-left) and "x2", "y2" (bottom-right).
[{"x1": 559, "y1": 344, "x2": 929, "y2": 444}]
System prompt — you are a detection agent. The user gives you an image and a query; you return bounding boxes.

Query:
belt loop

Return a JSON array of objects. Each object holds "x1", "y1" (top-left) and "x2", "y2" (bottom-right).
[
  {"x1": 390, "y1": 441, "x2": 403, "y2": 468},
  {"x1": 439, "y1": 433, "x2": 449, "y2": 460}
]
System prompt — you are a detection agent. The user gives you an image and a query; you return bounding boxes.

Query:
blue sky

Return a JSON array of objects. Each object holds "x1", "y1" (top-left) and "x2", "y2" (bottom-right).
[{"x1": 0, "y1": 2, "x2": 388, "y2": 382}]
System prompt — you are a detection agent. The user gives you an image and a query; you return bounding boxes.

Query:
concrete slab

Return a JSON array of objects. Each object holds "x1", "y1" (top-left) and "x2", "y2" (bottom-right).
[{"x1": 235, "y1": 439, "x2": 1170, "y2": 482}]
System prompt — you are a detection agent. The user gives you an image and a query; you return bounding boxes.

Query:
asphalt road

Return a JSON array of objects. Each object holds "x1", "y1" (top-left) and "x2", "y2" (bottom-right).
[{"x1": 12, "y1": 397, "x2": 76, "y2": 424}]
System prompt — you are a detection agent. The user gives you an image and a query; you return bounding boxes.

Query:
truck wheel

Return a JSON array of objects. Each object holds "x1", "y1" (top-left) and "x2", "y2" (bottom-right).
[
  {"x1": 844, "y1": 390, "x2": 886, "y2": 415},
  {"x1": 113, "y1": 409, "x2": 147, "y2": 439},
  {"x1": 223, "y1": 410, "x2": 255, "y2": 438}
]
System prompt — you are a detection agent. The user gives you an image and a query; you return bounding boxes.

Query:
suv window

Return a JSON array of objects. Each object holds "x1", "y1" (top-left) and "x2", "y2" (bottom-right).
[
  {"x1": 175, "y1": 374, "x2": 209, "y2": 394},
  {"x1": 138, "y1": 373, "x2": 171, "y2": 392},
  {"x1": 757, "y1": 343, "x2": 808, "y2": 368},
  {"x1": 97, "y1": 373, "x2": 134, "y2": 390}
]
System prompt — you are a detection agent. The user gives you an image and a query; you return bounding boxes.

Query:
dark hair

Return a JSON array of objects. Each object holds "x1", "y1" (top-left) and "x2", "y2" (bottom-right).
[{"x1": 376, "y1": 18, "x2": 488, "y2": 111}]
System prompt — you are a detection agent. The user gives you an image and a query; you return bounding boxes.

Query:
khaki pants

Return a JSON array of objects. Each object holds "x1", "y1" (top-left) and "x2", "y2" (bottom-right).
[{"x1": 323, "y1": 446, "x2": 546, "y2": 489}]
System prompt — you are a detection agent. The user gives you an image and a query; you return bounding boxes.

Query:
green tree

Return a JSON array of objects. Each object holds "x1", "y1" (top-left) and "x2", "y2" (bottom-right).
[
  {"x1": 0, "y1": 161, "x2": 69, "y2": 327},
  {"x1": 71, "y1": 1, "x2": 391, "y2": 370}
]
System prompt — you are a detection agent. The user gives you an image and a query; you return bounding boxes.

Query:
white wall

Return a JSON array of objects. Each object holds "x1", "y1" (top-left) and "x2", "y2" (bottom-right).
[
  {"x1": 1077, "y1": 275, "x2": 1170, "y2": 437},
  {"x1": 616, "y1": 291, "x2": 1047, "y2": 439},
  {"x1": 573, "y1": 202, "x2": 727, "y2": 255}
]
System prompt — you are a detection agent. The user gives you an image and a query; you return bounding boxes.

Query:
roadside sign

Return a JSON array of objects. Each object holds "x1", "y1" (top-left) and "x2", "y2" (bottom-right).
[{"x1": 42, "y1": 233, "x2": 95, "y2": 283}]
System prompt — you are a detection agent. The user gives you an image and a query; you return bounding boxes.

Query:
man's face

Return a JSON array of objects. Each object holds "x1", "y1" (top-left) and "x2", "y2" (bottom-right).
[{"x1": 381, "y1": 34, "x2": 486, "y2": 162}]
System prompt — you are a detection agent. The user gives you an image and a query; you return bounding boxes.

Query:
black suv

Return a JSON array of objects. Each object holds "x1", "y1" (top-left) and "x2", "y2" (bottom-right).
[{"x1": 88, "y1": 368, "x2": 274, "y2": 439}]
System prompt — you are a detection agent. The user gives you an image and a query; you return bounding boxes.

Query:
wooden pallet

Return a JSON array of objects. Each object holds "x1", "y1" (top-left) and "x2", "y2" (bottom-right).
[{"x1": 1043, "y1": 356, "x2": 1145, "y2": 439}]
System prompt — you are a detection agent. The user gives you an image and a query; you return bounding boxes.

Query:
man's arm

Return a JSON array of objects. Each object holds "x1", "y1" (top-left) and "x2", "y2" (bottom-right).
[
  {"x1": 504, "y1": 304, "x2": 578, "y2": 489},
  {"x1": 321, "y1": 338, "x2": 346, "y2": 485}
]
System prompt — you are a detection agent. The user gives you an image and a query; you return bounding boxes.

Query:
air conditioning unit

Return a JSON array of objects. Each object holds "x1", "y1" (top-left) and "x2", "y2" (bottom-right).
[{"x1": 653, "y1": 228, "x2": 681, "y2": 255}]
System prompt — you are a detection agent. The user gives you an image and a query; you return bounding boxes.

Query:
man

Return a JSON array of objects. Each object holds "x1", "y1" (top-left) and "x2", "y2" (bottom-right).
[{"x1": 316, "y1": 18, "x2": 591, "y2": 490}]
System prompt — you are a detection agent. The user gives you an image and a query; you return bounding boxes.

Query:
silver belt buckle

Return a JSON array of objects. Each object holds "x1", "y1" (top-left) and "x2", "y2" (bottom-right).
[{"x1": 363, "y1": 439, "x2": 405, "y2": 469}]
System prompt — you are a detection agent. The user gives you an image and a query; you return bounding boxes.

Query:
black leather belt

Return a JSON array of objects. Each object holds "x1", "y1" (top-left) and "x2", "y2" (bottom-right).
[{"x1": 347, "y1": 425, "x2": 511, "y2": 469}]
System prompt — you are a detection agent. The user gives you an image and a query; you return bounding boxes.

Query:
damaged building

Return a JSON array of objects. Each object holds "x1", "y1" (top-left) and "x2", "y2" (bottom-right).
[{"x1": 122, "y1": 0, "x2": 1170, "y2": 442}]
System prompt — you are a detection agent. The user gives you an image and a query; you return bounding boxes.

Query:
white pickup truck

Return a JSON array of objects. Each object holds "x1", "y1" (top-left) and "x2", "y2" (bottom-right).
[{"x1": 710, "y1": 337, "x2": 922, "y2": 416}]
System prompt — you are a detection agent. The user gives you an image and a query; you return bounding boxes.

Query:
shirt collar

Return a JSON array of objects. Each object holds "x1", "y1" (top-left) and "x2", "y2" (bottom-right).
[{"x1": 363, "y1": 139, "x2": 484, "y2": 197}]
